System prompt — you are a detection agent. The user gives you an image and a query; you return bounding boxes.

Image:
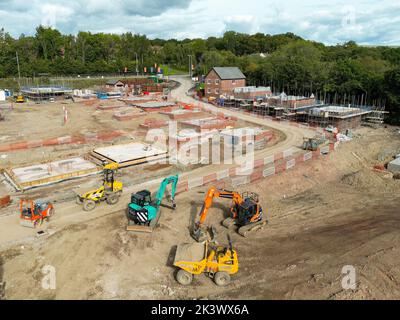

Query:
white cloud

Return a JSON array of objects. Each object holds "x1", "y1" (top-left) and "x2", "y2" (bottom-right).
[
  {"x1": 0, "y1": 0, "x2": 398, "y2": 45},
  {"x1": 223, "y1": 15, "x2": 257, "y2": 34},
  {"x1": 41, "y1": 4, "x2": 74, "y2": 28}
]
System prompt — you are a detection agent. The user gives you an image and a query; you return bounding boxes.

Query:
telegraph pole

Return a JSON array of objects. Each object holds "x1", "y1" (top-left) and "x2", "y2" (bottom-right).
[
  {"x1": 16, "y1": 51, "x2": 21, "y2": 90},
  {"x1": 188, "y1": 55, "x2": 193, "y2": 78}
]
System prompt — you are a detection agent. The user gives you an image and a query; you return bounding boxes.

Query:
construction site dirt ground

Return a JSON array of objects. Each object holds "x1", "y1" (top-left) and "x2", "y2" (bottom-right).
[{"x1": 0, "y1": 125, "x2": 399, "y2": 300}]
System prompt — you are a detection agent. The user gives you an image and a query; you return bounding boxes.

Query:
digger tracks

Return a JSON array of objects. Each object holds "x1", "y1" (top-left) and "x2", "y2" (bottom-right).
[
  {"x1": 238, "y1": 220, "x2": 267, "y2": 237},
  {"x1": 222, "y1": 217, "x2": 267, "y2": 237}
]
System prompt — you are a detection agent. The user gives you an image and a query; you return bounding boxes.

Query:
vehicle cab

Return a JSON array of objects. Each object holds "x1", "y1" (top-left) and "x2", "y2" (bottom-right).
[{"x1": 130, "y1": 190, "x2": 152, "y2": 207}]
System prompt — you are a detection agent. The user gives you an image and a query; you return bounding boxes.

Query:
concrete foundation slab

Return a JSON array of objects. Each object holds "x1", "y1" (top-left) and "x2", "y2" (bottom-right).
[
  {"x1": 120, "y1": 97, "x2": 156, "y2": 105},
  {"x1": 134, "y1": 101, "x2": 176, "y2": 109},
  {"x1": 93, "y1": 142, "x2": 168, "y2": 166},
  {"x1": 161, "y1": 109, "x2": 205, "y2": 120},
  {"x1": 180, "y1": 117, "x2": 236, "y2": 130},
  {"x1": 5, "y1": 157, "x2": 100, "y2": 190},
  {"x1": 113, "y1": 108, "x2": 145, "y2": 121},
  {"x1": 139, "y1": 118, "x2": 168, "y2": 130}
]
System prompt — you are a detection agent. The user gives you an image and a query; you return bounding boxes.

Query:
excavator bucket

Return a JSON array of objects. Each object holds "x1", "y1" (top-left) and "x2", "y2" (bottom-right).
[
  {"x1": 192, "y1": 225, "x2": 216, "y2": 243},
  {"x1": 192, "y1": 227, "x2": 207, "y2": 242}
]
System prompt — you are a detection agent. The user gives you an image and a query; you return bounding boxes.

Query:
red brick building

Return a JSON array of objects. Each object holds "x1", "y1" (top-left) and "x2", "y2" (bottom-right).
[{"x1": 205, "y1": 67, "x2": 246, "y2": 98}]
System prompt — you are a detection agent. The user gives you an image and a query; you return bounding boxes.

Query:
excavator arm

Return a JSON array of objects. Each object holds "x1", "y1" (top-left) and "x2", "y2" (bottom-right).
[
  {"x1": 155, "y1": 174, "x2": 179, "y2": 209},
  {"x1": 198, "y1": 187, "x2": 242, "y2": 225}
]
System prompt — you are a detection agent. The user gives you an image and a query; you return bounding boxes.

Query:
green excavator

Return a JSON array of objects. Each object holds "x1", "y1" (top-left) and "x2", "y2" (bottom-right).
[{"x1": 126, "y1": 175, "x2": 179, "y2": 232}]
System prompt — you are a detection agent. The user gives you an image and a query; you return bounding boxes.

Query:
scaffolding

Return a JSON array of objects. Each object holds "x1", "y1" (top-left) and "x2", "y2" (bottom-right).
[
  {"x1": 364, "y1": 105, "x2": 388, "y2": 125},
  {"x1": 293, "y1": 105, "x2": 373, "y2": 131},
  {"x1": 21, "y1": 85, "x2": 73, "y2": 103},
  {"x1": 216, "y1": 90, "x2": 388, "y2": 132}
]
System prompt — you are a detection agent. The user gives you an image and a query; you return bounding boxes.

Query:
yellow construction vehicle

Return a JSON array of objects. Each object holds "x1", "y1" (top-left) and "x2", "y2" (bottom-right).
[
  {"x1": 173, "y1": 236, "x2": 238, "y2": 286},
  {"x1": 14, "y1": 95, "x2": 25, "y2": 103},
  {"x1": 76, "y1": 162, "x2": 123, "y2": 211}
]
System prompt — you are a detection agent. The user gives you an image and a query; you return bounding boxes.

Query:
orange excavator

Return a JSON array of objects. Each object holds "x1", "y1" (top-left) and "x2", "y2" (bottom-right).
[{"x1": 192, "y1": 186, "x2": 267, "y2": 242}]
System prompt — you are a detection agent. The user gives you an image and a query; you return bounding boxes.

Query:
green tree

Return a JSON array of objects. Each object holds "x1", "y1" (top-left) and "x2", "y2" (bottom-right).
[{"x1": 384, "y1": 67, "x2": 400, "y2": 124}]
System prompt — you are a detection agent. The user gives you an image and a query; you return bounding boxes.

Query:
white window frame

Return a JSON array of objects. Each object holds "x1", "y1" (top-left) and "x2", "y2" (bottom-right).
[
  {"x1": 215, "y1": 88, "x2": 220, "y2": 94},
  {"x1": 207, "y1": 88, "x2": 211, "y2": 94},
  {"x1": 207, "y1": 79, "x2": 212, "y2": 85},
  {"x1": 215, "y1": 79, "x2": 220, "y2": 85}
]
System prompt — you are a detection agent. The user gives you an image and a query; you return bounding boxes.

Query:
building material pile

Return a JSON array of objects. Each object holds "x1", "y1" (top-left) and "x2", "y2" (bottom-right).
[
  {"x1": 73, "y1": 89, "x2": 95, "y2": 98},
  {"x1": 0, "y1": 195, "x2": 11, "y2": 208}
]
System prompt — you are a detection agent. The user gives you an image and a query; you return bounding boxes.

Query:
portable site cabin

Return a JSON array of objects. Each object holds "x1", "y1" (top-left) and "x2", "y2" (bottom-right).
[{"x1": 105, "y1": 80, "x2": 125, "y2": 89}]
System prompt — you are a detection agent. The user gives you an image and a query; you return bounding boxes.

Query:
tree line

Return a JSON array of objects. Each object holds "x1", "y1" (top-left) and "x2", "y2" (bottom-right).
[{"x1": 0, "y1": 26, "x2": 399, "y2": 123}]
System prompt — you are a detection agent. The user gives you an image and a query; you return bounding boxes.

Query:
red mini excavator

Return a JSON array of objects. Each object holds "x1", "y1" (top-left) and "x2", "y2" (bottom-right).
[
  {"x1": 192, "y1": 186, "x2": 267, "y2": 242},
  {"x1": 19, "y1": 199, "x2": 54, "y2": 228}
]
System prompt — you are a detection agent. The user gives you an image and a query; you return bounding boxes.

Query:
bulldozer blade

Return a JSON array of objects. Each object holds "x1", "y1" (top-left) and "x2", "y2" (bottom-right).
[
  {"x1": 126, "y1": 211, "x2": 161, "y2": 233},
  {"x1": 20, "y1": 220, "x2": 35, "y2": 228},
  {"x1": 126, "y1": 224, "x2": 154, "y2": 233}
]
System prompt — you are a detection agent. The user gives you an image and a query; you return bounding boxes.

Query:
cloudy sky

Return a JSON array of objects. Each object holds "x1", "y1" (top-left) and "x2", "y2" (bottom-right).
[{"x1": 0, "y1": 0, "x2": 399, "y2": 45}]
